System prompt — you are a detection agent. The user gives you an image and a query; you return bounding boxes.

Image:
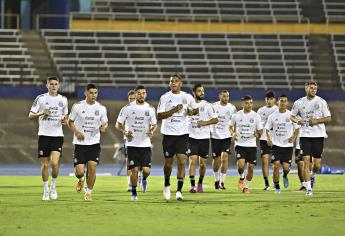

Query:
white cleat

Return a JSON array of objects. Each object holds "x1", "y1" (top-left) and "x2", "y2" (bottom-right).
[
  {"x1": 176, "y1": 191, "x2": 183, "y2": 201},
  {"x1": 50, "y1": 188, "x2": 58, "y2": 200},
  {"x1": 305, "y1": 190, "x2": 313, "y2": 196},
  {"x1": 131, "y1": 195, "x2": 138, "y2": 201},
  {"x1": 42, "y1": 192, "x2": 50, "y2": 201},
  {"x1": 163, "y1": 186, "x2": 171, "y2": 201}
]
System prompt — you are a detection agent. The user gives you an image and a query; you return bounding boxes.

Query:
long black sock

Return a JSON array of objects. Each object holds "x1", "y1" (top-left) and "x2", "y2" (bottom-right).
[
  {"x1": 190, "y1": 176, "x2": 195, "y2": 187},
  {"x1": 264, "y1": 177, "x2": 269, "y2": 186},
  {"x1": 132, "y1": 186, "x2": 137, "y2": 195},
  {"x1": 283, "y1": 173, "x2": 288, "y2": 178},
  {"x1": 177, "y1": 178, "x2": 184, "y2": 192},
  {"x1": 198, "y1": 176, "x2": 204, "y2": 184},
  {"x1": 274, "y1": 181, "x2": 280, "y2": 189},
  {"x1": 164, "y1": 176, "x2": 170, "y2": 187},
  {"x1": 143, "y1": 176, "x2": 147, "y2": 181}
]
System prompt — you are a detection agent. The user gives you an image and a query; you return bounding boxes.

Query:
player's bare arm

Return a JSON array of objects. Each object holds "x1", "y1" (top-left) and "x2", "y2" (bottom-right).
[
  {"x1": 100, "y1": 122, "x2": 108, "y2": 133},
  {"x1": 68, "y1": 119, "x2": 84, "y2": 141},
  {"x1": 266, "y1": 129, "x2": 273, "y2": 147},
  {"x1": 288, "y1": 128, "x2": 300, "y2": 143},
  {"x1": 187, "y1": 107, "x2": 199, "y2": 116},
  {"x1": 115, "y1": 121, "x2": 133, "y2": 141},
  {"x1": 157, "y1": 104, "x2": 183, "y2": 120},
  {"x1": 230, "y1": 126, "x2": 238, "y2": 141},
  {"x1": 28, "y1": 108, "x2": 50, "y2": 119},
  {"x1": 254, "y1": 129, "x2": 263, "y2": 138},
  {"x1": 147, "y1": 124, "x2": 157, "y2": 138},
  {"x1": 196, "y1": 117, "x2": 218, "y2": 128},
  {"x1": 308, "y1": 116, "x2": 332, "y2": 126}
]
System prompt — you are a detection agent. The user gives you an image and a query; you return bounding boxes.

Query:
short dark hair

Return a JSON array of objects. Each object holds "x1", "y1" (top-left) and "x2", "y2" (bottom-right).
[
  {"x1": 192, "y1": 84, "x2": 203, "y2": 93},
  {"x1": 241, "y1": 95, "x2": 252, "y2": 101},
  {"x1": 279, "y1": 94, "x2": 288, "y2": 99},
  {"x1": 86, "y1": 83, "x2": 97, "y2": 90},
  {"x1": 170, "y1": 73, "x2": 182, "y2": 81},
  {"x1": 127, "y1": 90, "x2": 135, "y2": 97},
  {"x1": 47, "y1": 76, "x2": 59, "y2": 82},
  {"x1": 265, "y1": 90, "x2": 275, "y2": 99},
  {"x1": 219, "y1": 89, "x2": 229, "y2": 95},
  {"x1": 305, "y1": 80, "x2": 318, "y2": 86},
  {"x1": 134, "y1": 85, "x2": 146, "y2": 91}
]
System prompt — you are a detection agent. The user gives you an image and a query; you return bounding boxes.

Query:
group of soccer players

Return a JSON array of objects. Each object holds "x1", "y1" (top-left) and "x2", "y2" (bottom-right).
[{"x1": 29, "y1": 74, "x2": 331, "y2": 201}]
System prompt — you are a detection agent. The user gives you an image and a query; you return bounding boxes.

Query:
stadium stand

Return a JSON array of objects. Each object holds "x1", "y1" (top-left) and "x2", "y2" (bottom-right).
[
  {"x1": 87, "y1": 0, "x2": 304, "y2": 23},
  {"x1": 324, "y1": 0, "x2": 345, "y2": 22},
  {"x1": 41, "y1": 29, "x2": 314, "y2": 90},
  {"x1": 0, "y1": 30, "x2": 39, "y2": 86},
  {"x1": 331, "y1": 34, "x2": 345, "y2": 90}
]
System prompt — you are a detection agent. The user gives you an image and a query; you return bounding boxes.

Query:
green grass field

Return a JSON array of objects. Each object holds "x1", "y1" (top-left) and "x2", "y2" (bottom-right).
[{"x1": 0, "y1": 175, "x2": 344, "y2": 236}]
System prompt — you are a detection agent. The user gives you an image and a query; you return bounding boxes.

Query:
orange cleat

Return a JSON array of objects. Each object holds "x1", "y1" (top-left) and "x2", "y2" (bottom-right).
[
  {"x1": 238, "y1": 179, "x2": 244, "y2": 190},
  {"x1": 76, "y1": 179, "x2": 84, "y2": 193}
]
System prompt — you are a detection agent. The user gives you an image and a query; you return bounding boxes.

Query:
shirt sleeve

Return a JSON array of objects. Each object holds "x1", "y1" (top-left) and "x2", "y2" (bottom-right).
[
  {"x1": 256, "y1": 114, "x2": 263, "y2": 130},
  {"x1": 150, "y1": 107, "x2": 157, "y2": 125},
  {"x1": 207, "y1": 103, "x2": 218, "y2": 119},
  {"x1": 68, "y1": 103, "x2": 78, "y2": 121},
  {"x1": 30, "y1": 96, "x2": 41, "y2": 113},
  {"x1": 265, "y1": 115, "x2": 273, "y2": 131},
  {"x1": 229, "y1": 113, "x2": 236, "y2": 127},
  {"x1": 63, "y1": 97, "x2": 68, "y2": 116},
  {"x1": 321, "y1": 100, "x2": 331, "y2": 117},
  {"x1": 291, "y1": 100, "x2": 300, "y2": 116},
  {"x1": 101, "y1": 106, "x2": 108, "y2": 124},
  {"x1": 116, "y1": 107, "x2": 126, "y2": 124},
  {"x1": 187, "y1": 94, "x2": 197, "y2": 109},
  {"x1": 157, "y1": 95, "x2": 166, "y2": 113}
]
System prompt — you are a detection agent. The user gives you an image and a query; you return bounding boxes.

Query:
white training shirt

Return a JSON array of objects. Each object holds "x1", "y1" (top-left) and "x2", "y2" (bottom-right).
[
  {"x1": 69, "y1": 100, "x2": 108, "y2": 145},
  {"x1": 211, "y1": 101, "x2": 237, "y2": 139},
  {"x1": 157, "y1": 91, "x2": 197, "y2": 135},
  {"x1": 265, "y1": 109, "x2": 299, "y2": 147},
  {"x1": 188, "y1": 100, "x2": 218, "y2": 139},
  {"x1": 30, "y1": 93, "x2": 68, "y2": 137},
  {"x1": 291, "y1": 96, "x2": 331, "y2": 138},
  {"x1": 230, "y1": 110, "x2": 263, "y2": 147},
  {"x1": 257, "y1": 105, "x2": 278, "y2": 141},
  {"x1": 117, "y1": 101, "x2": 157, "y2": 147}
]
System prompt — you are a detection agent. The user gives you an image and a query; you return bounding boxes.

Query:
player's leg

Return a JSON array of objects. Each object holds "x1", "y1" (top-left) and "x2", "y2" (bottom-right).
[
  {"x1": 236, "y1": 146, "x2": 246, "y2": 190},
  {"x1": 49, "y1": 151, "x2": 61, "y2": 200},
  {"x1": 175, "y1": 134, "x2": 188, "y2": 200},
  {"x1": 211, "y1": 138, "x2": 220, "y2": 189},
  {"x1": 141, "y1": 166, "x2": 151, "y2": 193},
  {"x1": 310, "y1": 138, "x2": 324, "y2": 189},
  {"x1": 300, "y1": 138, "x2": 313, "y2": 195},
  {"x1": 40, "y1": 157, "x2": 50, "y2": 200},
  {"x1": 84, "y1": 161, "x2": 97, "y2": 201},
  {"x1": 261, "y1": 141, "x2": 271, "y2": 190},
  {"x1": 243, "y1": 147, "x2": 257, "y2": 193},
  {"x1": 140, "y1": 147, "x2": 152, "y2": 193},
  {"x1": 188, "y1": 155, "x2": 198, "y2": 192},
  {"x1": 126, "y1": 157, "x2": 132, "y2": 191},
  {"x1": 198, "y1": 157, "x2": 207, "y2": 192},
  {"x1": 219, "y1": 151, "x2": 229, "y2": 190},
  {"x1": 272, "y1": 160, "x2": 281, "y2": 193},
  {"x1": 74, "y1": 145, "x2": 86, "y2": 193},
  {"x1": 282, "y1": 147, "x2": 292, "y2": 189},
  {"x1": 162, "y1": 135, "x2": 175, "y2": 200}
]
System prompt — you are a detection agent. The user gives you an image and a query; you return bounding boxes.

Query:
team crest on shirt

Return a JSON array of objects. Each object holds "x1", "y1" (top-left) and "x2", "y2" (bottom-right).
[
  {"x1": 95, "y1": 110, "x2": 100, "y2": 116},
  {"x1": 315, "y1": 103, "x2": 320, "y2": 109},
  {"x1": 275, "y1": 118, "x2": 279, "y2": 122},
  {"x1": 145, "y1": 110, "x2": 150, "y2": 116},
  {"x1": 200, "y1": 106, "x2": 205, "y2": 112},
  {"x1": 182, "y1": 99, "x2": 187, "y2": 104},
  {"x1": 286, "y1": 118, "x2": 290, "y2": 122},
  {"x1": 250, "y1": 118, "x2": 254, "y2": 123},
  {"x1": 58, "y1": 101, "x2": 64, "y2": 107}
]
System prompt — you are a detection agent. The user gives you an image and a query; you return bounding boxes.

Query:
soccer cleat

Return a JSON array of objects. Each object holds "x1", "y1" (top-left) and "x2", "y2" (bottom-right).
[
  {"x1": 50, "y1": 188, "x2": 58, "y2": 200},
  {"x1": 298, "y1": 186, "x2": 307, "y2": 191},
  {"x1": 264, "y1": 185, "x2": 270, "y2": 190},
  {"x1": 219, "y1": 182, "x2": 226, "y2": 190},
  {"x1": 189, "y1": 186, "x2": 197, "y2": 193},
  {"x1": 214, "y1": 181, "x2": 220, "y2": 190},
  {"x1": 197, "y1": 183, "x2": 203, "y2": 193},
  {"x1": 131, "y1": 194, "x2": 138, "y2": 201},
  {"x1": 238, "y1": 179, "x2": 244, "y2": 190},
  {"x1": 311, "y1": 176, "x2": 315, "y2": 188},
  {"x1": 176, "y1": 191, "x2": 183, "y2": 200},
  {"x1": 305, "y1": 190, "x2": 313, "y2": 196},
  {"x1": 76, "y1": 179, "x2": 84, "y2": 193},
  {"x1": 283, "y1": 177, "x2": 289, "y2": 188},
  {"x1": 275, "y1": 188, "x2": 281, "y2": 194},
  {"x1": 42, "y1": 192, "x2": 50, "y2": 201},
  {"x1": 242, "y1": 187, "x2": 250, "y2": 194},
  {"x1": 84, "y1": 192, "x2": 92, "y2": 201},
  {"x1": 142, "y1": 179, "x2": 147, "y2": 193},
  {"x1": 163, "y1": 186, "x2": 171, "y2": 201}
]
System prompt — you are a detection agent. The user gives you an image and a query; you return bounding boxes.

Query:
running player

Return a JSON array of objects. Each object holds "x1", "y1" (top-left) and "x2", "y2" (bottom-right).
[
  {"x1": 230, "y1": 95, "x2": 263, "y2": 193},
  {"x1": 28, "y1": 76, "x2": 68, "y2": 201},
  {"x1": 265, "y1": 94, "x2": 299, "y2": 193},
  {"x1": 290, "y1": 80, "x2": 331, "y2": 196},
  {"x1": 211, "y1": 90, "x2": 236, "y2": 190},
  {"x1": 68, "y1": 84, "x2": 108, "y2": 201},
  {"x1": 157, "y1": 73, "x2": 198, "y2": 201},
  {"x1": 257, "y1": 91, "x2": 278, "y2": 190},
  {"x1": 188, "y1": 84, "x2": 218, "y2": 193}
]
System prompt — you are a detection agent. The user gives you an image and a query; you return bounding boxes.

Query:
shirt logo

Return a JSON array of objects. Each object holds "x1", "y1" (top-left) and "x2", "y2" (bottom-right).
[
  {"x1": 95, "y1": 110, "x2": 100, "y2": 116},
  {"x1": 132, "y1": 111, "x2": 136, "y2": 115},
  {"x1": 315, "y1": 103, "x2": 320, "y2": 109},
  {"x1": 82, "y1": 111, "x2": 85, "y2": 114},
  {"x1": 145, "y1": 110, "x2": 150, "y2": 116},
  {"x1": 250, "y1": 118, "x2": 254, "y2": 123},
  {"x1": 58, "y1": 101, "x2": 64, "y2": 107}
]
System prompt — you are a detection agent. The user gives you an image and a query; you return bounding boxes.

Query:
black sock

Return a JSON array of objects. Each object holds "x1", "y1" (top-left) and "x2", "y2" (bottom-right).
[
  {"x1": 198, "y1": 176, "x2": 204, "y2": 184},
  {"x1": 132, "y1": 186, "x2": 137, "y2": 195},
  {"x1": 274, "y1": 182, "x2": 280, "y2": 189},
  {"x1": 190, "y1": 176, "x2": 195, "y2": 187},
  {"x1": 283, "y1": 173, "x2": 288, "y2": 178},
  {"x1": 177, "y1": 178, "x2": 184, "y2": 192},
  {"x1": 143, "y1": 176, "x2": 147, "y2": 181},
  {"x1": 164, "y1": 176, "x2": 170, "y2": 187},
  {"x1": 240, "y1": 177, "x2": 245, "y2": 180},
  {"x1": 264, "y1": 177, "x2": 269, "y2": 186}
]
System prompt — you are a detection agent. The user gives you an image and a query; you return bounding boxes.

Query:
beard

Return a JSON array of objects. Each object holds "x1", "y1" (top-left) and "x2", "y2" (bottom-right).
[{"x1": 196, "y1": 95, "x2": 204, "y2": 101}]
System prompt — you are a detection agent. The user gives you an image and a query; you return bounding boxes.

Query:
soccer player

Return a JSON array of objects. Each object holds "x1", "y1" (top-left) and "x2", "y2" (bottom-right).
[
  {"x1": 211, "y1": 90, "x2": 236, "y2": 190},
  {"x1": 265, "y1": 95, "x2": 299, "y2": 194},
  {"x1": 116, "y1": 85, "x2": 157, "y2": 200},
  {"x1": 257, "y1": 91, "x2": 278, "y2": 190},
  {"x1": 290, "y1": 80, "x2": 331, "y2": 196},
  {"x1": 28, "y1": 76, "x2": 68, "y2": 201},
  {"x1": 230, "y1": 95, "x2": 263, "y2": 193},
  {"x1": 188, "y1": 84, "x2": 218, "y2": 193},
  {"x1": 157, "y1": 73, "x2": 198, "y2": 201},
  {"x1": 68, "y1": 84, "x2": 108, "y2": 201}
]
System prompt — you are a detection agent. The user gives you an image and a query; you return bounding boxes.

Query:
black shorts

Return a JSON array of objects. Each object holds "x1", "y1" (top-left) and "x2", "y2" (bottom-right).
[
  {"x1": 235, "y1": 146, "x2": 257, "y2": 165},
  {"x1": 295, "y1": 148, "x2": 302, "y2": 163},
  {"x1": 188, "y1": 138, "x2": 209, "y2": 159},
  {"x1": 260, "y1": 140, "x2": 272, "y2": 157},
  {"x1": 73, "y1": 144, "x2": 101, "y2": 167},
  {"x1": 162, "y1": 134, "x2": 189, "y2": 158},
  {"x1": 38, "y1": 136, "x2": 63, "y2": 158},
  {"x1": 127, "y1": 146, "x2": 152, "y2": 169},
  {"x1": 271, "y1": 146, "x2": 293, "y2": 165},
  {"x1": 300, "y1": 137, "x2": 324, "y2": 158},
  {"x1": 211, "y1": 138, "x2": 231, "y2": 158}
]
